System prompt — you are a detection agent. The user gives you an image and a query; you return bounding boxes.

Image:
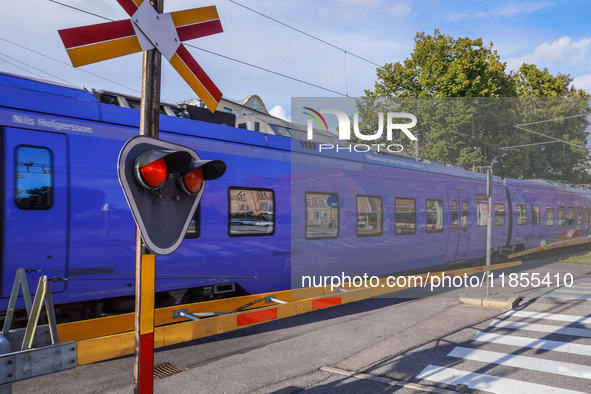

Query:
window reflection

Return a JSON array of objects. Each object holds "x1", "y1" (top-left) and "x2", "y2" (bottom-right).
[
  {"x1": 229, "y1": 188, "x2": 275, "y2": 236},
  {"x1": 356, "y1": 195, "x2": 382, "y2": 237},
  {"x1": 426, "y1": 199, "x2": 443, "y2": 233},
  {"x1": 395, "y1": 198, "x2": 415, "y2": 235},
  {"x1": 306, "y1": 192, "x2": 339, "y2": 239},
  {"x1": 15, "y1": 146, "x2": 53, "y2": 210}
]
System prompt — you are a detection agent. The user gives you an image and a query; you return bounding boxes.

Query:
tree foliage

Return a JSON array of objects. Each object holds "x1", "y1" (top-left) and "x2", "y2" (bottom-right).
[{"x1": 357, "y1": 30, "x2": 590, "y2": 184}]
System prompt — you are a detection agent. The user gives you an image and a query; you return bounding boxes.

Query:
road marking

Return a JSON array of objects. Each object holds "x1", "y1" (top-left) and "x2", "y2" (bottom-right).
[
  {"x1": 490, "y1": 319, "x2": 591, "y2": 338},
  {"x1": 472, "y1": 331, "x2": 591, "y2": 356},
  {"x1": 503, "y1": 310, "x2": 591, "y2": 324},
  {"x1": 549, "y1": 289, "x2": 591, "y2": 294},
  {"x1": 448, "y1": 346, "x2": 591, "y2": 380},
  {"x1": 417, "y1": 365, "x2": 585, "y2": 394},
  {"x1": 539, "y1": 294, "x2": 591, "y2": 301}
]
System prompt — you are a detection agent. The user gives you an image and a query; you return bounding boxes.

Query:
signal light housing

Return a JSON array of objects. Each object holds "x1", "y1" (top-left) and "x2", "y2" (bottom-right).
[{"x1": 118, "y1": 136, "x2": 226, "y2": 255}]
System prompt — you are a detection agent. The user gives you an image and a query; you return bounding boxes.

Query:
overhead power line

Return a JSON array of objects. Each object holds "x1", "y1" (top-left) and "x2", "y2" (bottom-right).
[
  {"x1": 48, "y1": 0, "x2": 112, "y2": 21},
  {"x1": 227, "y1": 0, "x2": 383, "y2": 68},
  {"x1": 0, "y1": 50, "x2": 73, "y2": 85},
  {"x1": 185, "y1": 43, "x2": 347, "y2": 96},
  {"x1": 0, "y1": 37, "x2": 140, "y2": 94},
  {"x1": 512, "y1": 114, "x2": 590, "y2": 150}
]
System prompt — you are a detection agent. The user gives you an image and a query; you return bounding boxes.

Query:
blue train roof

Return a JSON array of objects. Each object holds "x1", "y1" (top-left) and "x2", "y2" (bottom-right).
[
  {"x1": 2, "y1": 72, "x2": 586, "y2": 191},
  {"x1": 0, "y1": 71, "x2": 97, "y2": 101}
]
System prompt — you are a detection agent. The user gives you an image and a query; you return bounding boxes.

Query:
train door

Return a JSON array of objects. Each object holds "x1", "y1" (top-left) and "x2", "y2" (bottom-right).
[
  {"x1": 1, "y1": 127, "x2": 68, "y2": 299},
  {"x1": 444, "y1": 189, "x2": 469, "y2": 262}
]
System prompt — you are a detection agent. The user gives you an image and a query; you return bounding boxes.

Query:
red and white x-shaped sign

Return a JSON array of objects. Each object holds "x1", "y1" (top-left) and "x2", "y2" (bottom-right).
[{"x1": 59, "y1": 0, "x2": 223, "y2": 112}]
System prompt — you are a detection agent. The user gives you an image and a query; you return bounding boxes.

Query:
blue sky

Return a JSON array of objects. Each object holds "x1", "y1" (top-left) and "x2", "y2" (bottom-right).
[{"x1": 1, "y1": 0, "x2": 590, "y2": 120}]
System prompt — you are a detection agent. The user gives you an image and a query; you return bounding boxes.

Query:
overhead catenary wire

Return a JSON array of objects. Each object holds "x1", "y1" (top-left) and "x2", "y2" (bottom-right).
[
  {"x1": 0, "y1": 50, "x2": 77, "y2": 86},
  {"x1": 0, "y1": 37, "x2": 140, "y2": 94},
  {"x1": 184, "y1": 43, "x2": 348, "y2": 97},
  {"x1": 0, "y1": 53, "x2": 48, "y2": 81},
  {"x1": 48, "y1": 0, "x2": 112, "y2": 21},
  {"x1": 513, "y1": 114, "x2": 590, "y2": 150},
  {"x1": 226, "y1": 0, "x2": 382, "y2": 68}
]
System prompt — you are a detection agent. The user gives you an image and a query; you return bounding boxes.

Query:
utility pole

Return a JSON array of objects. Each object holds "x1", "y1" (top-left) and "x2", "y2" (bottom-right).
[{"x1": 484, "y1": 166, "x2": 493, "y2": 296}]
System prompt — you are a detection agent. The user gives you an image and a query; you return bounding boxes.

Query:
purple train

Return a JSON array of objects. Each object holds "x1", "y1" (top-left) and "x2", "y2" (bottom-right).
[{"x1": 1, "y1": 72, "x2": 590, "y2": 320}]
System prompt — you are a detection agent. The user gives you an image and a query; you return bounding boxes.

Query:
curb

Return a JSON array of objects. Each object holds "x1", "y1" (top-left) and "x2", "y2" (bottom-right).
[{"x1": 459, "y1": 294, "x2": 522, "y2": 309}]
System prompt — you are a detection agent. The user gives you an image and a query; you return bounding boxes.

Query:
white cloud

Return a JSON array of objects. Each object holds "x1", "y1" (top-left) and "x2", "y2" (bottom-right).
[
  {"x1": 269, "y1": 105, "x2": 288, "y2": 121},
  {"x1": 506, "y1": 36, "x2": 591, "y2": 72},
  {"x1": 386, "y1": 0, "x2": 414, "y2": 17},
  {"x1": 331, "y1": 0, "x2": 413, "y2": 18},
  {"x1": 493, "y1": 2, "x2": 554, "y2": 17},
  {"x1": 572, "y1": 73, "x2": 591, "y2": 93},
  {"x1": 448, "y1": 1, "x2": 554, "y2": 20},
  {"x1": 531, "y1": 36, "x2": 591, "y2": 65}
]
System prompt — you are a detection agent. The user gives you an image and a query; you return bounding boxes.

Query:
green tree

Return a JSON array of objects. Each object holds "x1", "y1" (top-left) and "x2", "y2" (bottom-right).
[
  {"x1": 371, "y1": 29, "x2": 515, "y2": 98},
  {"x1": 356, "y1": 30, "x2": 590, "y2": 183}
]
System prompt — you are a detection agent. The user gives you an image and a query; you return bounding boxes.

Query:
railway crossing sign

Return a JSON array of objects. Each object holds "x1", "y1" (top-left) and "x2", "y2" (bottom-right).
[
  {"x1": 59, "y1": 1, "x2": 226, "y2": 391},
  {"x1": 118, "y1": 136, "x2": 225, "y2": 255},
  {"x1": 58, "y1": 0, "x2": 223, "y2": 112}
]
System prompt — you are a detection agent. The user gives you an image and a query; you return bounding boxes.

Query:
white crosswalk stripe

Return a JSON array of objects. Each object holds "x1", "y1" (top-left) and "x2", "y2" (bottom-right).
[
  {"x1": 448, "y1": 346, "x2": 591, "y2": 379},
  {"x1": 539, "y1": 283, "x2": 591, "y2": 300},
  {"x1": 502, "y1": 310, "x2": 591, "y2": 324},
  {"x1": 416, "y1": 307, "x2": 591, "y2": 393},
  {"x1": 489, "y1": 319, "x2": 591, "y2": 338},
  {"x1": 471, "y1": 331, "x2": 591, "y2": 356},
  {"x1": 417, "y1": 365, "x2": 584, "y2": 394}
]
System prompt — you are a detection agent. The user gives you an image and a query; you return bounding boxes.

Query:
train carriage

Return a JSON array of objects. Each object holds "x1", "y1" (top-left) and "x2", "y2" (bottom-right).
[{"x1": 1, "y1": 71, "x2": 591, "y2": 320}]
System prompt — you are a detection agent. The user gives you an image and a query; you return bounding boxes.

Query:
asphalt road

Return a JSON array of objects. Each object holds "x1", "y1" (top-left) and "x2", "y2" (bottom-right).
[{"x1": 10, "y1": 257, "x2": 591, "y2": 393}]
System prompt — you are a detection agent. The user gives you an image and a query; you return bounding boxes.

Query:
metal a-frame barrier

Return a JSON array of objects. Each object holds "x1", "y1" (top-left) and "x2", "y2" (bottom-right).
[{"x1": 0, "y1": 268, "x2": 77, "y2": 390}]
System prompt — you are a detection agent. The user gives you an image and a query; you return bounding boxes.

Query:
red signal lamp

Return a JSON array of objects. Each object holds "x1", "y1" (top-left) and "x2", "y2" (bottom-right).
[
  {"x1": 138, "y1": 157, "x2": 167, "y2": 188},
  {"x1": 134, "y1": 150, "x2": 192, "y2": 190},
  {"x1": 181, "y1": 167, "x2": 204, "y2": 194}
]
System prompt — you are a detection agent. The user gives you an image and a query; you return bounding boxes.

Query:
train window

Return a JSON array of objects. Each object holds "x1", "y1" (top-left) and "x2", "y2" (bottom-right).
[
  {"x1": 477, "y1": 202, "x2": 488, "y2": 227},
  {"x1": 494, "y1": 203, "x2": 505, "y2": 226},
  {"x1": 557, "y1": 207, "x2": 565, "y2": 226},
  {"x1": 577, "y1": 208, "x2": 584, "y2": 225},
  {"x1": 426, "y1": 199, "x2": 444, "y2": 233},
  {"x1": 451, "y1": 200, "x2": 458, "y2": 232},
  {"x1": 185, "y1": 205, "x2": 201, "y2": 238},
  {"x1": 15, "y1": 146, "x2": 53, "y2": 210},
  {"x1": 306, "y1": 192, "x2": 339, "y2": 239},
  {"x1": 395, "y1": 198, "x2": 416, "y2": 235},
  {"x1": 229, "y1": 187, "x2": 275, "y2": 237},
  {"x1": 356, "y1": 195, "x2": 383, "y2": 237},
  {"x1": 461, "y1": 201, "x2": 468, "y2": 231},
  {"x1": 532, "y1": 205, "x2": 540, "y2": 225},
  {"x1": 546, "y1": 206, "x2": 554, "y2": 226},
  {"x1": 516, "y1": 204, "x2": 527, "y2": 225},
  {"x1": 568, "y1": 207, "x2": 575, "y2": 225}
]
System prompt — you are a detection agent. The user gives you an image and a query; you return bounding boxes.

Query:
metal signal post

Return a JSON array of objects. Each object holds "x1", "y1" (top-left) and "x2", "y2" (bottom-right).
[{"x1": 135, "y1": 1, "x2": 162, "y2": 392}]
